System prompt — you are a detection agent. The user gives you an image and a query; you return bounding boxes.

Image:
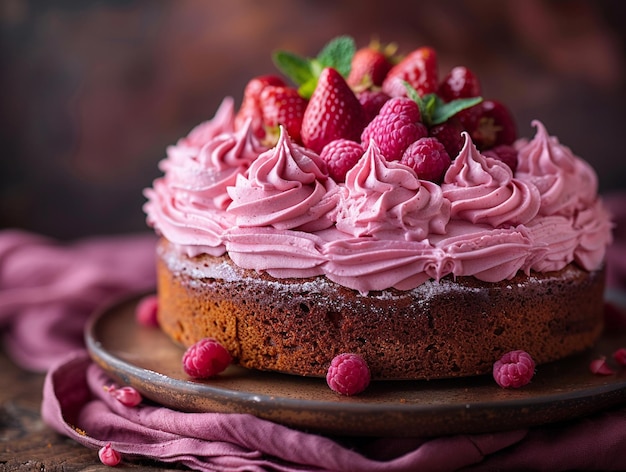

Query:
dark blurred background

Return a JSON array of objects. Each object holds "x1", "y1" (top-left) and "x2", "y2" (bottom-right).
[{"x1": 1, "y1": 0, "x2": 625, "y2": 240}]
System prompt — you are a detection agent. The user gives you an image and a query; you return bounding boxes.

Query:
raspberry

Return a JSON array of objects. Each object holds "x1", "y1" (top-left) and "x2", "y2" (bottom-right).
[
  {"x1": 182, "y1": 338, "x2": 232, "y2": 379},
  {"x1": 320, "y1": 139, "x2": 364, "y2": 182},
  {"x1": 457, "y1": 99, "x2": 517, "y2": 149},
  {"x1": 361, "y1": 97, "x2": 427, "y2": 161},
  {"x1": 135, "y1": 294, "x2": 159, "y2": 327},
  {"x1": 493, "y1": 350, "x2": 535, "y2": 388},
  {"x1": 613, "y1": 348, "x2": 626, "y2": 367},
  {"x1": 326, "y1": 353, "x2": 371, "y2": 396},
  {"x1": 98, "y1": 443, "x2": 121, "y2": 466},
  {"x1": 357, "y1": 90, "x2": 390, "y2": 123},
  {"x1": 104, "y1": 385, "x2": 143, "y2": 407},
  {"x1": 428, "y1": 117, "x2": 465, "y2": 157},
  {"x1": 482, "y1": 144, "x2": 519, "y2": 173},
  {"x1": 400, "y1": 137, "x2": 451, "y2": 183},
  {"x1": 589, "y1": 357, "x2": 615, "y2": 375}
]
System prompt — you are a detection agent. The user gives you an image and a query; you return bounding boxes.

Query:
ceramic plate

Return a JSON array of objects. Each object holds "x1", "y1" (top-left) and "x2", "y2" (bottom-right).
[{"x1": 85, "y1": 293, "x2": 626, "y2": 437}]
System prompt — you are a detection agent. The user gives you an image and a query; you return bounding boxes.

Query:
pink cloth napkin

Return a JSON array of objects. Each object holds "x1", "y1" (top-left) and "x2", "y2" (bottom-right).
[{"x1": 2, "y1": 190, "x2": 626, "y2": 471}]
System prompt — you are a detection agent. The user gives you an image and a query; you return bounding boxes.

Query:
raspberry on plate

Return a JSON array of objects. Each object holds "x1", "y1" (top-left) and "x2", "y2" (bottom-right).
[
  {"x1": 493, "y1": 350, "x2": 535, "y2": 388},
  {"x1": 182, "y1": 338, "x2": 232, "y2": 379},
  {"x1": 400, "y1": 137, "x2": 451, "y2": 182},
  {"x1": 326, "y1": 353, "x2": 371, "y2": 396}
]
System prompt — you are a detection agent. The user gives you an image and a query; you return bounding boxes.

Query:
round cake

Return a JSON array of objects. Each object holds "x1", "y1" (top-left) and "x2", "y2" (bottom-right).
[{"x1": 144, "y1": 37, "x2": 613, "y2": 380}]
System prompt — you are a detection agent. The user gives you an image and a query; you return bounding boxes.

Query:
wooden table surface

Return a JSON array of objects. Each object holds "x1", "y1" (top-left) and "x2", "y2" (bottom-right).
[{"x1": 0, "y1": 349, "x2": 185, "y2": 471}]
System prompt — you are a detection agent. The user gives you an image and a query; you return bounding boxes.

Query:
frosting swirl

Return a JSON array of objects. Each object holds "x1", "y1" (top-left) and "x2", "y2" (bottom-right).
[
  {"x1": 227, "y1": 127, "x2": 338, "y2": 231},
  {"x1": 515, "y1": 120, "x2": 598, "y2": 217},
  {"x1": 442, "y1": 133, "x2": 541, "y2": 227},
  {"x1": 336, "y1": 141, "x2": 450, "y2": 240},
  {"x1": 145, "y1": 106, "x2": 613, "y2": 293}
]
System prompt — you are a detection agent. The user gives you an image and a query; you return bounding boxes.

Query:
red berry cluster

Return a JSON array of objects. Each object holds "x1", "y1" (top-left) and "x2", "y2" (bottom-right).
[{"x1": 234, "y1": 37, "x2": 518, "y2": 182}]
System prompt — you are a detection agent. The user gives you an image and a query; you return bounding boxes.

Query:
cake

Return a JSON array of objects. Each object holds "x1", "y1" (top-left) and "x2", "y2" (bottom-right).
[{"x1": 144, "y1": 37, "x2": 613, "y2": 380}]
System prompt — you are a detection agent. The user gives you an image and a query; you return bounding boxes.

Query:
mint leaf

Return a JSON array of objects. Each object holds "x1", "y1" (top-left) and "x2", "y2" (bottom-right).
[
  {"x1": 316, "y1": 35, "x2": 355, "y2": 78},
  {"x1": 431, "y1": 96, "x2": 483, "y2": 125},
  {"x1": 403, "y1": 82, "x2": 482, "y2": 126},
  {"x1": 272, "y1": 50, "x2": 313, "y2": 86}
]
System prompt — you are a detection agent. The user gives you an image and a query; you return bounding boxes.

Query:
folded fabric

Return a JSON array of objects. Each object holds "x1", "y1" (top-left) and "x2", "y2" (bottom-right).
[{"x1": 1, "y1": 188, "x2": 626, "y2": 471}]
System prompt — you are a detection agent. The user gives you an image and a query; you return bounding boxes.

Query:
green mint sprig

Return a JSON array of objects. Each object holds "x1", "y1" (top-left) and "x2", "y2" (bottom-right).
[
  {"x1": 272, "y1": 36, "x2": 356, "y2": 99},
  {"x1": 404, "y1": 81, "x2": 482, "y2": 127}
]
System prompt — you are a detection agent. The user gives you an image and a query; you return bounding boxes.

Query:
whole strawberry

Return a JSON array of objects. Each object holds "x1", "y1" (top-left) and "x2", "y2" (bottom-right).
[
  {"x1": 400, "y1": 137, "x2": 451, "y2": 182},
  {"x1": 235, "y1": 75, "x2": 286, "y2": 138},
  {"x1": 382, "y1": 46, "x2": 438, "y2": 98},
  {"x1": 320, "y1": 139, "x2": 364, "y2": 182},
  {"x1": 361, "y1": 97, "x2": 427, "y2": 161},
  {"x1": 301, "y1": 67, "x2": 365, "y2": 154},
  {"x1": 457, "y1": 99, "x2": 517, "y2": 149},
  {"x1": 260, "y1": 85, "x2": 307, "y2": 144},
  {"x1": 437, "y1": 66, "x2": 481, "y2": 102},
  {"x1": 347, "y1": 45, "x2": 392, "y2": 89}
]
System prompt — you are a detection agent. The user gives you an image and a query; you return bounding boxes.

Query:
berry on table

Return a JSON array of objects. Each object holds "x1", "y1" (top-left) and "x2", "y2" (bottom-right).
[
  {"x1": 326, "y1": 353, "x2": 371, "y2": 396},
  {"x1": 493, "y1": 350, "x2": 535, "y2": 388},
  {"x1": 361, "y1": 97, "x2": 427, "y2": 161},
  {"x1": 98, "y1": 443, "x2": 122, "y2": 466},
  {"x1": 320, "y1": 139, "x2": 364, "y2": 182},
  {"x1": 400, "y1": 137, "x2": 451, "y2": 183},
  {"x1": 182, "y1": 338, "x2": 232, "y2": 379},
  {"x1": 104, "y1": 385, "x2": 143, "y2": 407}
]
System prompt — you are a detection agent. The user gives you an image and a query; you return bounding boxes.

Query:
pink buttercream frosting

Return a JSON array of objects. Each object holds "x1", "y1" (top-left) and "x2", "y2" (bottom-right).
[
  {"x1": 336, "y1": 141, "x2": 450, "y2": 241},
  {"x1": 144, "y1": 100, "x2": 613, "y2": 293}
]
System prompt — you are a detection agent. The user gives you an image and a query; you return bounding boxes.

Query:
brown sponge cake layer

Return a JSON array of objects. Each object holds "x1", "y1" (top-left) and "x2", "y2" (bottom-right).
[{"x1": 156, "y1": 238, "x2": 605, "y2": 380}]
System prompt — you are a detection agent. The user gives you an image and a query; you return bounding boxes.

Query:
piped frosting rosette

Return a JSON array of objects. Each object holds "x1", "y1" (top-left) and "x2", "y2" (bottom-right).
[
  {"x1": 514, "y1": 121, "x2": 612, "y2": 272},
  {"x1": 144, "y1": 98, "x2": 260, "y2": 257},
  {"x1": 441, "y1": 132, "x2": 541, "y2": 228},
  {"x1": 515, "y1": 120, "x2": 598, "y2": 217},
  {"x1": 325, "y1": 141, "x2": 452, "y2": 293},
  {"x1": 225, "y1": 127, "x2": 338, "y2": 276},
  {"x1": 336, "y1": 141, "x2": 450, "y2": 240}
]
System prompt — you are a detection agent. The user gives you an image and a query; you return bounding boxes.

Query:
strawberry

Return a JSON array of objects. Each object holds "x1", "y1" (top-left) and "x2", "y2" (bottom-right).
[
  {"x1": 301, "y1": 67, "x2": 365, "y2": 154},
  {"x1": 235, "y1": 75, "x2": 287, "y2": 138},
  {"x1": 320, "y1": 139, "x2": 364, "y2": 182},
  {"x1": 437, "y1": 66, "x2": 481, "y2": 102},
  {"x1": 382, "y1": 46, "x2": 438, "y2": 98},
  {"x1": 428, "y1": 117, "x2": 465, "y2": 157},
  {"x1": 482, "y1": 144, "x2": 518, "y2": 173},
  {"x1": 361, "y1": 97, "x2": 427, "y2": 161},
  {"x1": 259, "y1": 85, "x2": 307, "y2": 144},
  {"x1": 400, "y1": 137, "x2": 451, "y2": 182},
  {"x1": 457, "y1": 99, "x2": 517, "y2": 150},
  {"x1": 347, "y1": 46, "x2": 392, "y2": 89},
  {"x1": 357, "y1": 90, "x2": 390, "y2": 123}
]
